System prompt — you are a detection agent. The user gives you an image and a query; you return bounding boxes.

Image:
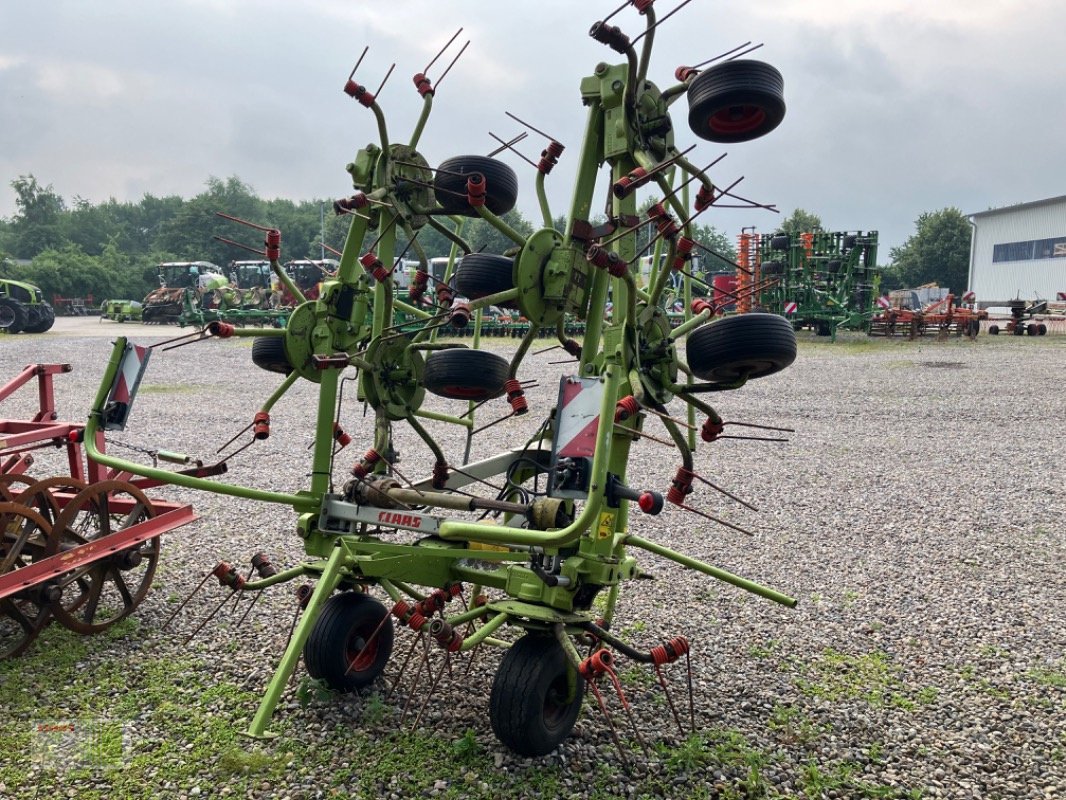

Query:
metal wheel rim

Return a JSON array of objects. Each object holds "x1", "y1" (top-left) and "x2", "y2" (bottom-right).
[
  {"x1": 0, "y1": 502, "x2": 53, "y2": 658},
  {"x1": 47, "y1": 481, "x2": 160, "y2": 634}
]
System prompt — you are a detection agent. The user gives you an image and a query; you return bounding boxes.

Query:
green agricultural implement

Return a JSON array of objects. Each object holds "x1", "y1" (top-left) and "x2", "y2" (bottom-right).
[
  {"x1": 756, "y1": 230, "x2": 880, "y2": 337},
  {"x1": 99, "y1": 298, "x2": 144, "y2": 323},
  {"x1": 52, "y1": 3, "x2": 799, "y2": 756},
  {"x1": 141, "y1": 261, "x2": 230, "y2": 325},
  {"x1": 0, "y1": 278, "x2": 56, "y2": 334}
]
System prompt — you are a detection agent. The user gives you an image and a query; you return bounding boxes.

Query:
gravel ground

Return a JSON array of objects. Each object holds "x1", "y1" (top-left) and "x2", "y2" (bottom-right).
[{"x1": 1, "y1": 320, "x2": 1064, "y2": 799}]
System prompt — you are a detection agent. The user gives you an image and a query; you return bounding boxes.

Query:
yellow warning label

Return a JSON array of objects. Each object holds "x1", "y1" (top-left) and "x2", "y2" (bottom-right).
[{"x1": 596, "y1": 511, "x2": 615, "y2": 540}]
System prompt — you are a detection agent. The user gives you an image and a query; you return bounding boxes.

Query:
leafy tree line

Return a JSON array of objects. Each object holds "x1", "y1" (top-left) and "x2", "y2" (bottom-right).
[
  {"x1": 2, "y1": 172, "x2": 973, "y2": 302},
  {"x1": 0, "y1": 174, "x2": 740, "y2": 303}
]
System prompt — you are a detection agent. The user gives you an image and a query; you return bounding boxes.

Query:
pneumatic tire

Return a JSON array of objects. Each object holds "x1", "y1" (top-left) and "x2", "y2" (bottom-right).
[
  {"x1": 433, "y1": 156, "x2": 519, "y2": 217},
  {"x1": 686, "y1": 60, "x2": 786, "y2": 143},
  {"x1": 0, "y1": 298, "x2": 28, "y2": 333},
  {"x1": 304, "y1": 593, "x2": 393, "y2": 693},
  {"x1": 686, "y1": 313, "x2": 797, "y2": 383},
  {"x1": 423, "y1": 349, "x2": 510, "y2": 400},
  {"x1": 489, "y1": 633, "x2": 584, "y2": 756},
  {"x1": 455, "y1": 254, "x2": 516, "y2": 307},
  {"x1": 251, "y1": 336, "x2": 292, "y2": 375}
]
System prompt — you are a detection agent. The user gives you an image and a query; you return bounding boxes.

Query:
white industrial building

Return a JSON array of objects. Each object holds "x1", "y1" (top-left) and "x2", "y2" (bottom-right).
[{"x1": 968, "y1": 195, "x2": 1066, "y2": 305}]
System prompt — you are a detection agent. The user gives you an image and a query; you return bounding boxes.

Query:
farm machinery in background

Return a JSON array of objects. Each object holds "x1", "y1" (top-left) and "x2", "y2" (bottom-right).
[
  {"x1": 52, "y1": 294, "x2": 97, "y2": 317},
  {"x1": 739, "y1": 230, "x2": 881, "y2": 337},
  {"x1": 137, "y1": 259, "x2": 340, "y2": 328},
  {"x1": 987, "y1": 298, "x2": 1051, "y2": 336},
  {"x1": 868, "y1": 285, "x2": 986, "y2": 338},
  {"x1": 0, "y1": 278, "x2": 56, "y2": 334},
  {"x1": 140, "y1": 261, "x2": 231, "y2": 325},
  {"x1": 4, "y1": 2, "x2": 804, "y2": 759},
  {"x1": 100, "y1": 299, "x2": 143, "y2": 323}
]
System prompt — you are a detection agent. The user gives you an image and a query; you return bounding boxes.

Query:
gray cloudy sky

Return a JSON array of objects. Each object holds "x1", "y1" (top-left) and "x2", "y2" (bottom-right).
[{"x1": 1, "y1": 1, "x2": 1063, "y2": 254}]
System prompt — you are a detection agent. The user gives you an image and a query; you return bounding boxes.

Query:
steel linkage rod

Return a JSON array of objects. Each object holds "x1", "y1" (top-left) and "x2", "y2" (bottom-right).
[{"x1": 486, "y1": 131, "x2": 530, "y2": 159}]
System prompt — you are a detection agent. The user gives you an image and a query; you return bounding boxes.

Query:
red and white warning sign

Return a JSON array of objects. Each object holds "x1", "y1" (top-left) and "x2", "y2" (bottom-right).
[
  {"x1": 784, "y1": 301, "x2": 798, "y2": 315},
  {"x1": 549, "y1": 375, "x2": 607, "y2": 499},
  {"x1": 876, "y1": 296, "x2": 891, "y2": 309},
  {"x1": 104, "y1": 342, "x2": 151, "y2": 430},
  {"x1": 553, "y1": 376, "x2": 604, "y2": 459}
]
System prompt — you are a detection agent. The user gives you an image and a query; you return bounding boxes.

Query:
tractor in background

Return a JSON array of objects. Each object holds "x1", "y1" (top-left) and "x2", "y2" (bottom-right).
[{"x1": 0, "y1": 278, "x2": 56, "y2": 334}]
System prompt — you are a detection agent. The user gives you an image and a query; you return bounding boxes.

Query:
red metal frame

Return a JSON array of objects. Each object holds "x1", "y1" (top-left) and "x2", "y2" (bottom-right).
[
  {"x1": 1, "y1": 363, "x2": 198, "y2": 608},
  {"x1": 0, "y1": 502, "x2": 195, "y2": 602}
]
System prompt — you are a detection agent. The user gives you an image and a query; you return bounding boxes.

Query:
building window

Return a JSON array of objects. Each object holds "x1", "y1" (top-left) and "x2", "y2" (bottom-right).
[{"x1": 992, "y1": 236, "x2": 1066, "y2": 263}]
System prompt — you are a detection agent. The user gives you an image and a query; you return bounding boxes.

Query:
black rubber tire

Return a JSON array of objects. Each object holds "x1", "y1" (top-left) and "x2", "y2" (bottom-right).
[
  {"x1": 23, "y1": 303, "x2": 55, "y2": 333},
  {"x1": 1038, "y1": 323, "x2": 1047, "y2": 336},
  {"x1": 826, "y1": 260, "x2": 841, "y2": 274},
  {"x1": 489, "y1": 633, "x2": 584, "y2": 757},
  {"x1": 0, "y1": 298, "x2": 28, "y2": 333},
  {"x1": 761, "y1": 261, "x2": 784, "y2": 276},
  {"x1": 988, "y1": 325, "x2": 999, "y2": 335},
  {"x1": 1026, "y1": 323, "x2": 1038, "y2": 336},
  {"x1": 815, "y1": 320, "x2": 833, "y2": 337},
  {"x1": 455, "y1": 254, "x2": 516, "y2": 308},
  {"x1": 770, "y1": 235, "x2": 790, "y2": 251},
  {"x1": 686, "y1": 313, "x2": 797, "y2": 383},
  {"x1": 1013, "y1": 325, "x2": 1025, "y2": 336},
  {"x1": 686, "y1": 60, "x2": 786, "y2": 143},
  {"x1": 423, "y1": 349, "x2": 509, "y2": 400},
  {"x1": 304, "y1": 592, "x2": 394, "y2": 693},
  {"x1": 251, "y1": 336, "x2": 292, "y2": 375},
  {"x1": 434, "y1": 156, "x2": 519, "y2": 217}
]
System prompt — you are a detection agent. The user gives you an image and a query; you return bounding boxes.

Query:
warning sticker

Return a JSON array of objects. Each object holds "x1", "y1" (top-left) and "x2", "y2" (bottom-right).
[{"x1": 596, "y1": 511, "x2": 615, "y2": 540}]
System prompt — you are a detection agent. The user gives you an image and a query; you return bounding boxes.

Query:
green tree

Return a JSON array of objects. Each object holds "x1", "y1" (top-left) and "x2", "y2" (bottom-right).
[
  {"x1": 778, "y1": 208, "x2": 822, "y2": 236},
  {"x1": 155, "y1": 176, "x2": 262, "y2": 264},
  {"x1": 9, "y1": 175, "x2": 67, "y2": 257},
  {"x1": 888, "y1": 207, "x2": 971, "y2": 293},
  {"x1": 691, "y1": 222, "x2": 736, "y2": 274}
]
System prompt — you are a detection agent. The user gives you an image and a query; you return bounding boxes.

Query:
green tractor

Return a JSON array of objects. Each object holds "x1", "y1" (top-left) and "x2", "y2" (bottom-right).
[{"x1": 0, "y1": 278, "x2": 56, "y2": 334}]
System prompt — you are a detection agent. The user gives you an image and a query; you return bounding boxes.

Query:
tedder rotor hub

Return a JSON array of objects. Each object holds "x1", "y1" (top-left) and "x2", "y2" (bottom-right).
[
  {"x1": 383, "y1": 145, "x2": 434, "y2": 227},
  {"x1": 358, "y1": 336, "x2": 425, "y2": 420},
  {"x1": 635, "y1": 303, "x2": 679, "y2": 405},
  {"x1": 514, "y1": 228, "x2": 589, "y2": 327}
]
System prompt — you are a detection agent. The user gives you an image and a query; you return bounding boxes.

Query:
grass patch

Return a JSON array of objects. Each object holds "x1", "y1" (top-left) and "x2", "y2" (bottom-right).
[
  {"x1": 801, "y1": 760, "x2": 923, "y2": 799},
  {"x1": 794, "y1": 648, "x2": 936, "y2": 710},
  {"x1": 1028, "y1": 665, "x2": 1066, "y2": 688}
]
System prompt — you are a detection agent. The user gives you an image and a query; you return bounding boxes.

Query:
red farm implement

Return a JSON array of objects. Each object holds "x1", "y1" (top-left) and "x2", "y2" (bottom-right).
[
  {"x1": 0, "y1": 361, "x2": 214, "y2": 658},
  {"x1": 868, "y1": 292, "x2": 986, "y2": 338}
]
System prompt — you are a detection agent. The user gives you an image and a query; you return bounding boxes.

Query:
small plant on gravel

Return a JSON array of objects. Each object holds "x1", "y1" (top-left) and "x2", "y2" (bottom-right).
[
  {"x1": 915, "y1": 686, "x2": 939, "y2": 705},
  {"x1": 621, "y1": 664, "x2": 656, "y2": 688},
  {"x1": 748, "y1": 639, "x2": 779, "y2": 660},
  {"x1": 296, "y1": 676, "x2": 334, "y2": 708},
  {"x1": 800, "y1": 760, "x2": 921, "y2": 799},
  {"x1": 767, "y1": 702, "x2": 825, "y2": 745},
  {"x1": 361, "y1": 691, "x2": 388, "y2": 725},
  {"x1": 450, "y1": 727, "x2": 481, "y2": 762},
  {"x1": 795, "y1": 647, "x2": 931, "y2": 710}
]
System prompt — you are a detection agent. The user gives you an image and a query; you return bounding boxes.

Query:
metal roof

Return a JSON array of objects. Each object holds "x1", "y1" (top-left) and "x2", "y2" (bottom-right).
[{"x1": 969, "y1": 194, "x2": 1066, "y2": 219}]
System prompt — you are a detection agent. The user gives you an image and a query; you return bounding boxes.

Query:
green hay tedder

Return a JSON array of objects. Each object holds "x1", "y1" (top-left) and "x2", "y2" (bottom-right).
[{"x1": 3, "y1": 2, "x2": 804, "y2": 757}]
